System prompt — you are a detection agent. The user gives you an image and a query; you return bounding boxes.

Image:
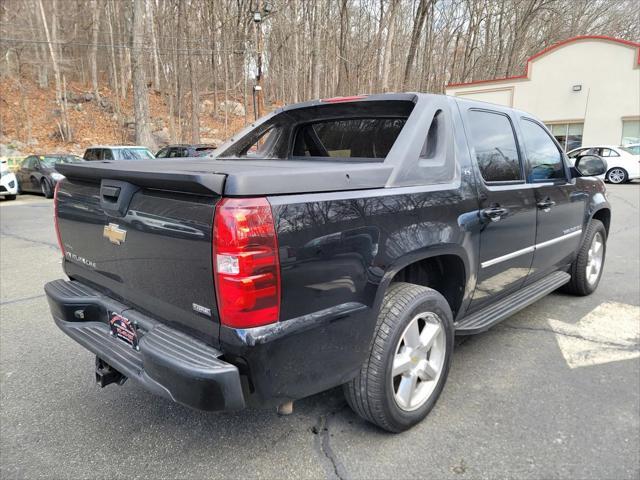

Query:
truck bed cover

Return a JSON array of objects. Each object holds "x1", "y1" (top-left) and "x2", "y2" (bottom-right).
[{"x1": 56, "y1": 158, "x2": 394, "y2": 196}]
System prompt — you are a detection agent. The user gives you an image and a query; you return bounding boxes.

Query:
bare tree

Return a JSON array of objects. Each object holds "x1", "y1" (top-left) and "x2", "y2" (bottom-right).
[
  {"x1": 37, "y1": 0, "x2": 71, "y2": 141},
  {"x1": 131, "y1": 0, "x2": 154, "y2": 149},
  {"x1": 2, "y1": 0, "x2": 639, "y2": 147}
]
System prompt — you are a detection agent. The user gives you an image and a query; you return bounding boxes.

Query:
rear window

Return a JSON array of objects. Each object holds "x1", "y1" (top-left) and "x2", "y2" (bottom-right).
[
  {"x1": 291, "y1": 118, "x2": 406, "y2": 159},
  {"x1": 116, "y1": 148, "x2": 155, "y2": 160},
  {"x1": 40, "y1": 155, "x2": 83, "y2": 167},
  {"x1": 194, "y1": 147, "x2": 215, "y2": 157},
  {"x1": 218, "y1": 100, "x2": 414, "y2": 161}
]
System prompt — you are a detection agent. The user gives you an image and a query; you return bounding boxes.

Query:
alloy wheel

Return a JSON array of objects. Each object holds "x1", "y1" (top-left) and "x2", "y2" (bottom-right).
[
  {"x1": 586, "y1": 231, "x2": 604, "y2": 286},
  {"x1": 607, "y1": 168, "x2": 626, "y2": 184},
  {"x1": 391, "y1": 312, "x2": 446, "y2": 411}
]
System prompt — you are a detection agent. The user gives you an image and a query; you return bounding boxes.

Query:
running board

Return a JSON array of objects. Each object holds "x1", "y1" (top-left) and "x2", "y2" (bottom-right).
[{"x1": 455, "y1": 271, "x2": 570, "y2": 335}]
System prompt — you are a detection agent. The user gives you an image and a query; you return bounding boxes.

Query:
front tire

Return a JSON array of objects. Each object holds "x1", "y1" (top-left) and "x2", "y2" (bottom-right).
[
  {"x1": 606, "y1": 167, "x2": 628, "y2": 184},
  {"x1": 41, "y1": 179, "x2": 53, "y2": 198},
  {"x1": 562, "y1": 219, "x2": 607, "y2": 296},
  {"x1": 3, "y1": 194, "x2": 17, "y2": 201},
  {"x1": 344, "y1": 282, "x2": 454, "y2": 432}
]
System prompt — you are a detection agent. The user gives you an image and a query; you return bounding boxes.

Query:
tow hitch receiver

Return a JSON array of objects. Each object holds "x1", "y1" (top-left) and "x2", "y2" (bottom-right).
[{"x1": 95, "y1": 357, "x2": 127, "y2": 388}]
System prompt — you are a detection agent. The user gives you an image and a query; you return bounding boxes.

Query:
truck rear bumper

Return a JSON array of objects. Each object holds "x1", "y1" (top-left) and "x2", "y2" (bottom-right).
[{"x1": 45, "y1": 279, "x2": 245, "y2": 411}]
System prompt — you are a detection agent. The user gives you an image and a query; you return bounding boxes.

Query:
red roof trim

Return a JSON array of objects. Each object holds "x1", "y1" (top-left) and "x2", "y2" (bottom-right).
[{"x1": 446, "y1": 35, "x2": 640, "y2": 88}]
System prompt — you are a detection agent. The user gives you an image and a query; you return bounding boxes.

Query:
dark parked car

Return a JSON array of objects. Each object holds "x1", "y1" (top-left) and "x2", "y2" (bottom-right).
[
  {"x1": 16, "y1": 154, "x2": 83, "y2": 198},
  {"x1": 83, "y1": 146, "x2": 155, "y2": 161},
  {"x1": 47, "y1": 93, "x2": 610, "y2": 432},
  {"x1": 155, "y1": 144, "x2": 216, "y2": 158}
]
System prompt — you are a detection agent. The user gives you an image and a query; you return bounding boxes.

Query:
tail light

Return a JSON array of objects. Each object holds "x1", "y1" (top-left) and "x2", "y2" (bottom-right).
[
  {"x1": 213, "y1": 197, "x2": 280, "y2": 328},
  {"x1": 53, "y1": 181, "x2": 65, "y2": 255}
]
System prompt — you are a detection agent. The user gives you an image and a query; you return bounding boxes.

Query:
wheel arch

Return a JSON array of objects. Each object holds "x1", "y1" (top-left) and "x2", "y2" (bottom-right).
[
  {"x1": 373, "y1": 245, "x2": 470, "y2": 322},
  {"x1": 591, "y1": 207, "x2": 611, "y2": 236}
]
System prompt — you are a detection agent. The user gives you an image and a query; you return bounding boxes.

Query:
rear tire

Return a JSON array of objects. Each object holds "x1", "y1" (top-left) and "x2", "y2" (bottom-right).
[
  {"x1": 41, "y1": 178, "x2": 53, "y2": 198},
  {"x1": 606, "y1": 167, "x2": 628, "y2": 184},
  {"x1": 562, "y1": 219, "x2": 606, "y2": 296},
  {"x1": 343, "y1": 282, "x2": 454, "y2": 432}
]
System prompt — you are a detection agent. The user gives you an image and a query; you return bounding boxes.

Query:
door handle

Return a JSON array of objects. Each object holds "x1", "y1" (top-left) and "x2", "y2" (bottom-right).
[
  {"x1": 537, "y1": 199, "x2": 556, "y2": 212},
  {"x1": 481, "y1": 206, "x2": 509, "y2": 222}
]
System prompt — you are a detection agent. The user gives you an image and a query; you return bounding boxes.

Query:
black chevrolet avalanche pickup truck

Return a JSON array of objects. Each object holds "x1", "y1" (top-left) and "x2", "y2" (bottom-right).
[{"x1": 46, "y1": 93, "x2": 611, "y2": 432}]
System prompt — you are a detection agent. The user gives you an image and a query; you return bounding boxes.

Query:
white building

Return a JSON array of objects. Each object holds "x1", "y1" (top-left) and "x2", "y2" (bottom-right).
[{"x1": 445, "y1": 36, "x2": 640, "y2": 150}]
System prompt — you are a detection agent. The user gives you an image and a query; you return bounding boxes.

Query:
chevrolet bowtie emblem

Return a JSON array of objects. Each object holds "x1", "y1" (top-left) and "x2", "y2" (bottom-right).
[{"x1": 103, "y1": 223, "x2": 127, "y2": 245}]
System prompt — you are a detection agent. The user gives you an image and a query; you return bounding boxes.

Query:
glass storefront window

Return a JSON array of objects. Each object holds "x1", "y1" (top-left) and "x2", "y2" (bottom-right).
[
  {"x1": 546, "y1": 123, "x2": 583, "y2": 151},
  {"x1": 621, "y1": 119, "x2": 640, "y2": 145}
]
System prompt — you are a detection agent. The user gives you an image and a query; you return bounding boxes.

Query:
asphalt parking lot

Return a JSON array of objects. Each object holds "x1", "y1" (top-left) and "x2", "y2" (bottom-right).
[{"x1": 1, "y1": 185, "x2": 639, "y2": 480}]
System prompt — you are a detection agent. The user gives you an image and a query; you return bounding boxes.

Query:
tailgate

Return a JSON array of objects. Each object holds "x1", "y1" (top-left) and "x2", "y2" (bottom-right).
[{"x1": 56, "y1": 171, "x2": 224, "y2": 345}]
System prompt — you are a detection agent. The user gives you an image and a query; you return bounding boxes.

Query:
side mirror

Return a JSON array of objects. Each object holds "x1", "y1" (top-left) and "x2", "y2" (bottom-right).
[{"x1": 573, "y1": 154, "x2": 607, "y2": 177}]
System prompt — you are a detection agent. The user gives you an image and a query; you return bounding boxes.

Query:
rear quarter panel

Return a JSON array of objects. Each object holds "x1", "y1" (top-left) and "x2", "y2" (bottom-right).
[{"x1": 222, "y1": 171, "x2": 482, "y2": 406}]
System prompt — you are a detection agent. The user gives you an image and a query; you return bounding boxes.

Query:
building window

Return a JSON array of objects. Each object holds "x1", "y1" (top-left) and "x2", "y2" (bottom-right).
[
  {"x1": 621, "y1": 119, "x2": 640, "y2": 145},
  {"x1": 547, "y1": 123, "x2": 583, "y2": 151}
]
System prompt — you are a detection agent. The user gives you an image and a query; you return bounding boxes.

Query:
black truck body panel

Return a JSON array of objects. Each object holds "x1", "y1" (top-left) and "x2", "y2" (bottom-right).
[{"x1": 47, "y1": 93, "x2": 611, "y2": 410}]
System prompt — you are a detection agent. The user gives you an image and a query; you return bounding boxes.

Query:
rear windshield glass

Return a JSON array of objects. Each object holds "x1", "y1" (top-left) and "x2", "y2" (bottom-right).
[
  {"x1": 40, "y1": 156, "x2": 83, "y2": 167},
  {"x1": 620, "y1": 146, "x2": 639, "y2": 155},
  {"x1": 194, "y1": 147, "x2": 215, "y2": 157},
  {"x1": 217, "y1": 100, "x2": 414, "y2": 161},
  {"x1": 292, "y1": 118, "x2": 406, "y2": 158},
  {"x1": 116, "y1": 148, "x2": 155, "y2": 160}
]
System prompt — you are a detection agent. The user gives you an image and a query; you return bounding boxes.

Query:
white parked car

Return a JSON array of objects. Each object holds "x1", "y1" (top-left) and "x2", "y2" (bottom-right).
[
  {"x1": 567, "y1": 145, "x2": 640, "y2": 184},
  {"x1": 0, "y1": 159, "x2": 18, "y2": 200}
]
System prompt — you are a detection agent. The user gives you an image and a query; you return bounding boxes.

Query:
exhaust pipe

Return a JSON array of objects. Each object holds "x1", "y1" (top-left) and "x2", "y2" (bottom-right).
[{"x1": 95, "y1": 357, "x2": 127, "y2": 388}]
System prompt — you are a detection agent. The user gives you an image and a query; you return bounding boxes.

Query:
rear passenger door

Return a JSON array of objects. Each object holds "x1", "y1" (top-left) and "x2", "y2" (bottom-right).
[
  {"x1": 463, "y1": 108, "x2": 537, "y2": 311},
  {"x1": 519, "y1": 118, "x2": 586, "y2": 283}
]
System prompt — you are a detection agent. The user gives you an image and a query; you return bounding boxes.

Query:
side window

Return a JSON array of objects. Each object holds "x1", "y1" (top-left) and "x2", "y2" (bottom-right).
[
  {"x1": 103, "y1": 149, "x2": 114, "y2": 160},
  {"x1": 568, "y1": 148, "x2": 586, "y2": 159},
  {"x1": 600, "y1": 148, "x2": 619, "y2": 157},
  {"x1": 467, "y1": 110, "x2": 522, "y2": 182},
  {"x1": 521, "y1": 119, "x2": 566, "y2": 181},
  {"x1": 87, "y1": 149, "x2": 103, "y2": 160},
  {"x1": 22, "y1": 157, "x2": 34, "y2": 168},
  {"x1": 156, "y1": 148, "x2": 169, "y2": 158}
]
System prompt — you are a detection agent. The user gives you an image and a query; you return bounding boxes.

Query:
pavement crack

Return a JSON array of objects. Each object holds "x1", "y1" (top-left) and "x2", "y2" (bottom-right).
[
  {"x1": 0, "y1": 229, "x2": 58, "y2": 250},
  {"x1": 311, "y1": 405, "x2": 348, "y2": 480},
  {"x1": 499, "y1": 324, "x2": 639, "y2": 350},
  {"x1": 1, "y1": 294, "x2": 46, "y2": 306}
]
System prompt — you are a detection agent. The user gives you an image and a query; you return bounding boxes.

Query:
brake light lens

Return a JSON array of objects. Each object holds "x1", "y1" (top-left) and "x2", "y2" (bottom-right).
[
  {"x1": 53, "y1": 181, "x2": 65, "y2": 255},
  {"x1": 213, "y1": 197, "x2": 280, "y2": 328}
]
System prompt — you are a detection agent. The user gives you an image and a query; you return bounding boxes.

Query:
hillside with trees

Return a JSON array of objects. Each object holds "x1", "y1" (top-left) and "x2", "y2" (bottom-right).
[{"x1": 1, "y1": 0, "x2": 638, "y2": 155}]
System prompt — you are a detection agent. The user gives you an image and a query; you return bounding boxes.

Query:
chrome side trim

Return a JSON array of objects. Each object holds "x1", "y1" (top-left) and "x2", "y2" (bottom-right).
[
  {"x1": 481, "y1": 229, "x2": 582, "y2": 269},
  {"x1": 535, "y1": 229, "x2": 582, "y2": 249},
  {"x1": 481, "y1": 245, "x2": 535, "y2": 268}
]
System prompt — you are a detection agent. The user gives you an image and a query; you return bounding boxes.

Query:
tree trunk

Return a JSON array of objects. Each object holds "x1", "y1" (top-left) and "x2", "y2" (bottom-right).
[
  {"x1": 336, "y1": 0, "x2": 350, "y2": 95},
  {"x1": 381, "y1": 0, "x2": 399, "y2": 93},
  {"x1": 310, "y1": 0, "x2": 320, "y2": 99},
  {"x1": 185, "y1": 1, "x2": 200, "y2": 143},
  {"x1": 146, "y1": 0, "x2": 161, "y2": 91},
  {"x1": 403, "y1": 0, "x2": 431, "y2": 89},
  {"x1": 89, "y1": 0, "x2": 100, "y2": 98},
  {"x1": 131, "y1": 0, "x2": 154, "y2": 149},
  {"x1": 37, "y1": 0, "x2": 71, "y2": 141}
]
